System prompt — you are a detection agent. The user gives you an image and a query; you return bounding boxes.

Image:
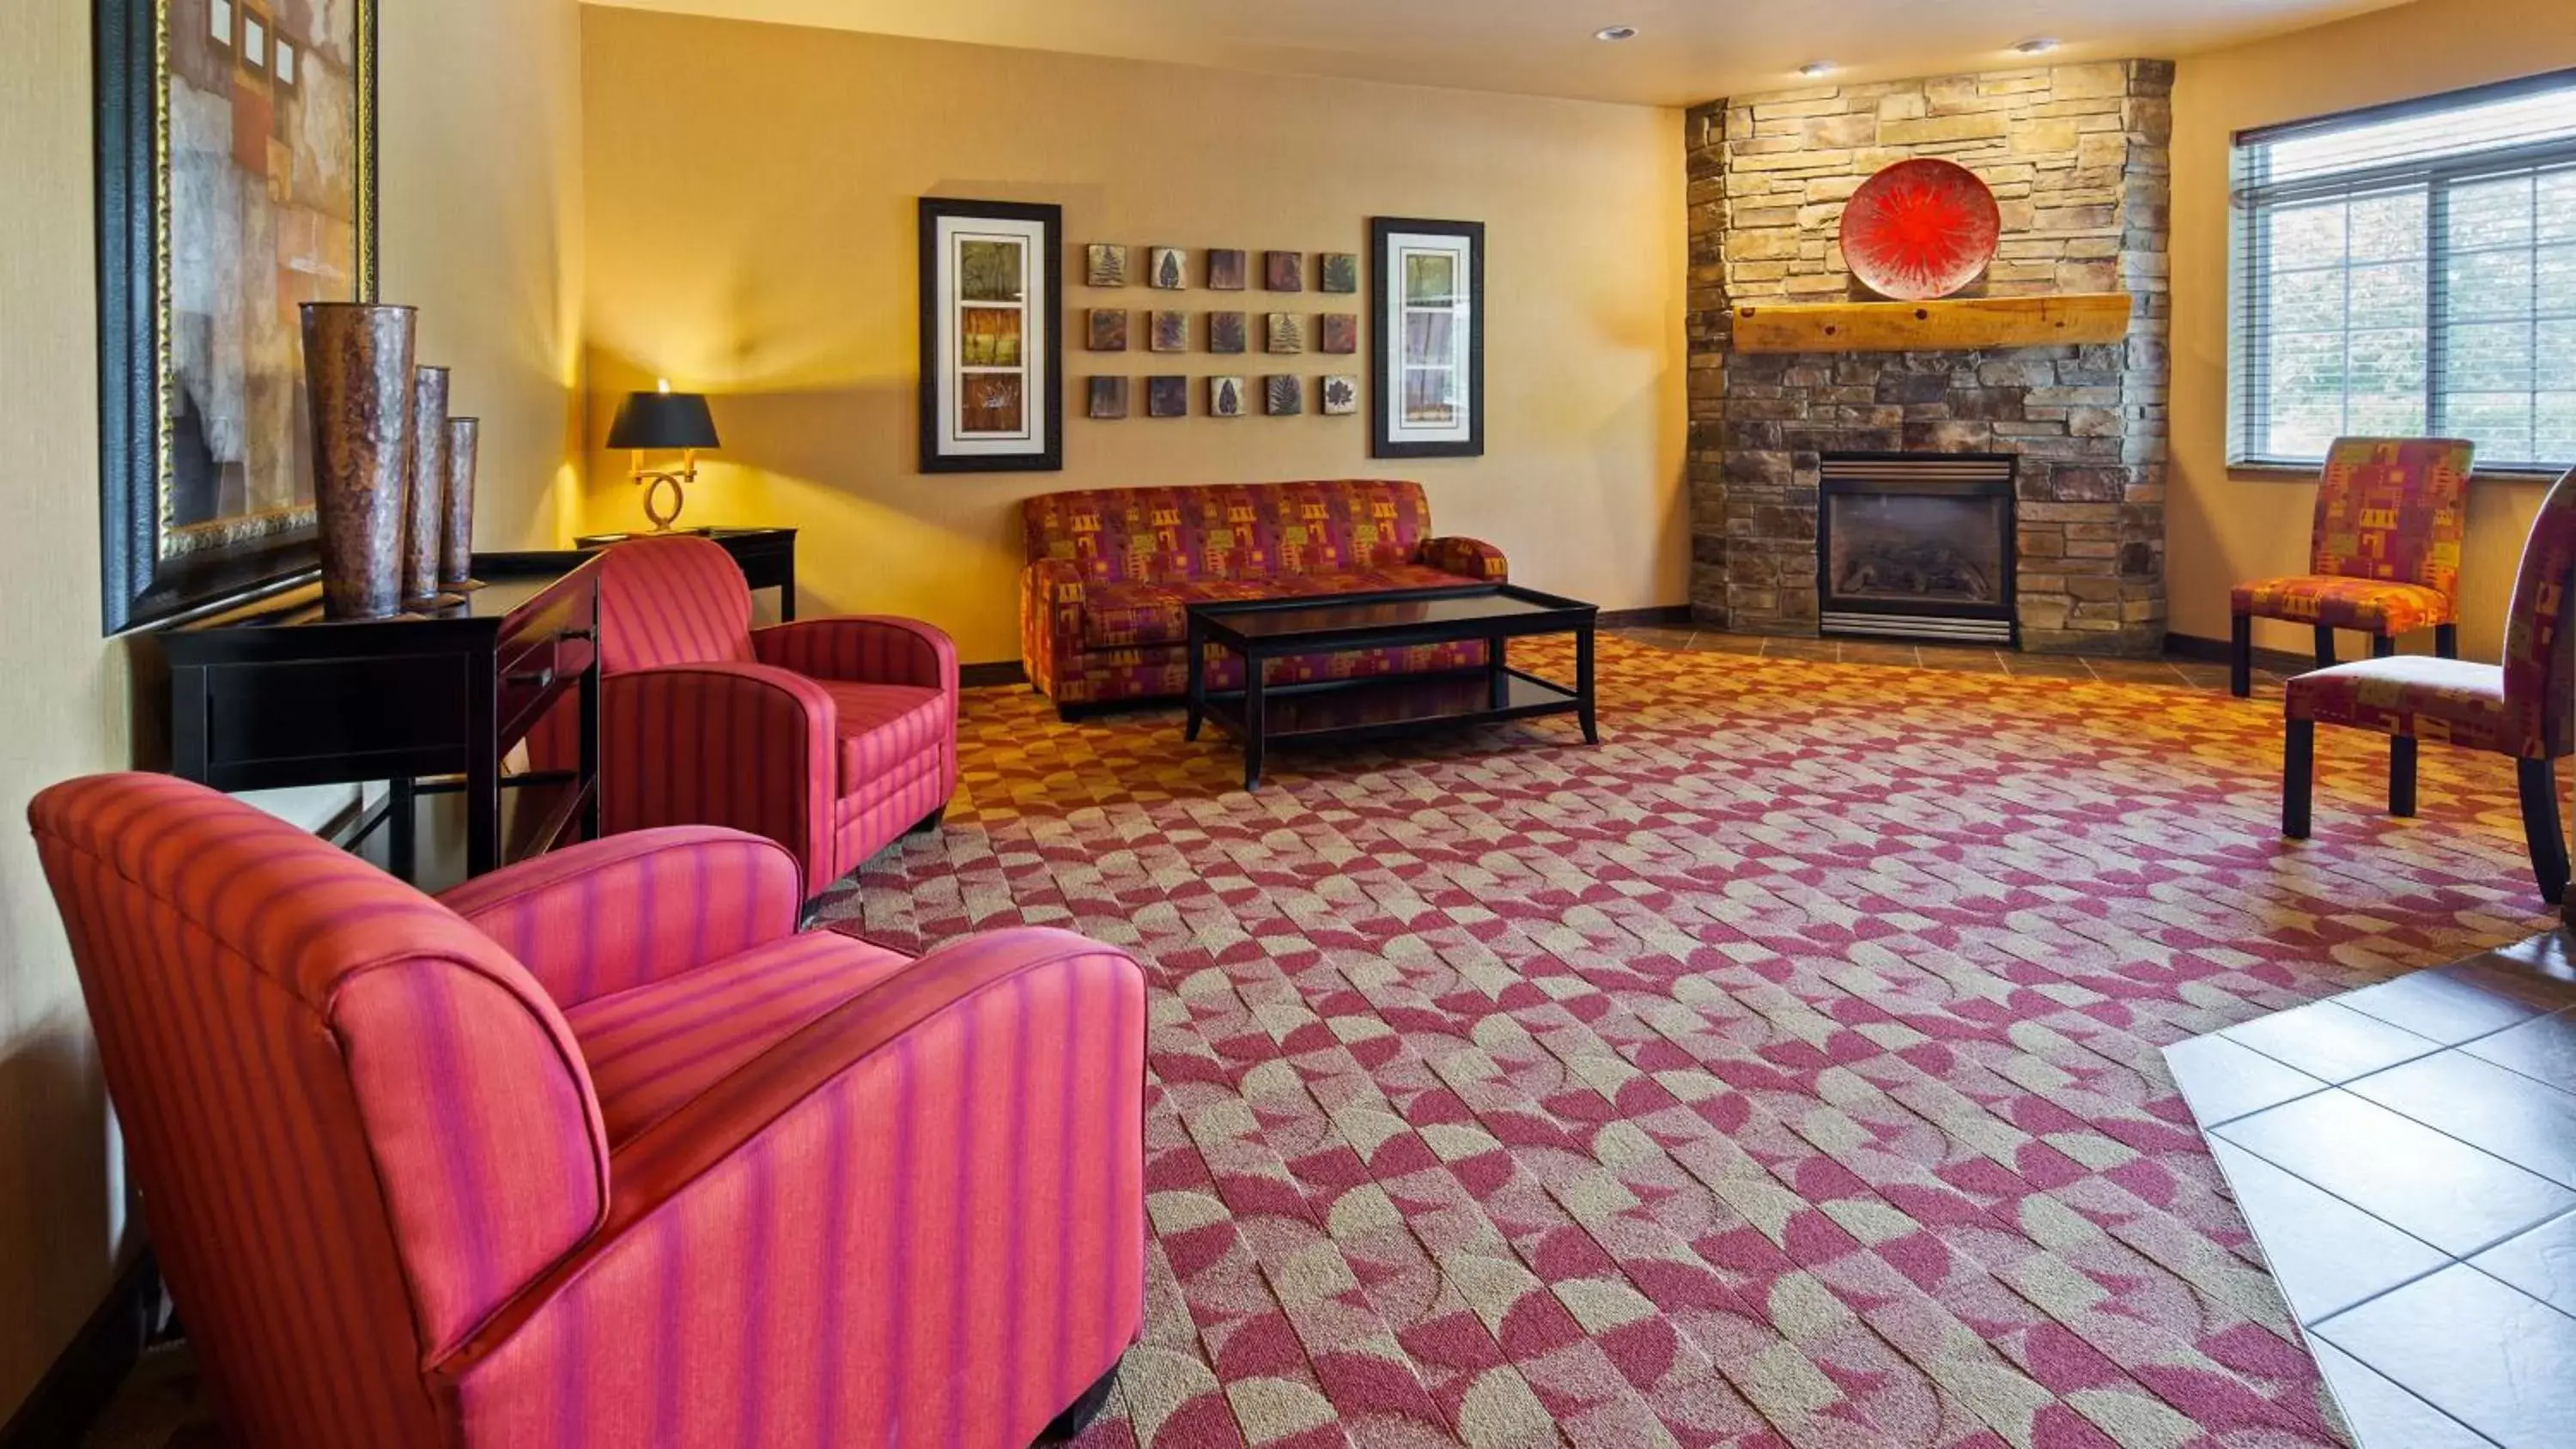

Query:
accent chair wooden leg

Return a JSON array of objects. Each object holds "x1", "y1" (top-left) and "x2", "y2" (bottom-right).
[
  {"x1": 2284, "y1": 719, "x2": 2315, "y2": 840},
  {"x1": 2312, "y1": 625, "x2": 2336, "y2": 671},
  {"x1": 2389, "y1": 737, "x2": 2418, "y2": 817},
  {"x1": 2231, "y1": 614, "x2": 2253, "y2": 698},
  {"x1": 2435, "y1": 623, "x2": 2460, "y2": 659},
  {"x1": 2372, "y1": 634, "x2": 2397, "y2": 659},
  {"x1": 2518, "y1": 758, "x2": 2569, "y2": 905},
  {"x1": 1038, "y1": 1363, "x2": 1121, "y2": 1444}
]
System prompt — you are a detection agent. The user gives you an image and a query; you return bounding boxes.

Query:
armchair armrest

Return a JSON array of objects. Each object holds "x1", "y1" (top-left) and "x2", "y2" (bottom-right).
[
  {"x1": 753, "y1": 615, "x2": 957, "y2": 693},
  {"x1": 1020, "y1": 558, "x2": 1090, "y2": 697},
  {"x1": 439, "y1": 827, "x2": 804, "y2": 1009},
  {"x1": 599, "y1": 662, "x2": 838, "y2": 894},
  {"x1": 435, "y1": 928, "x2": 1149, "y2": 1445},
  {"x1": 1419, "y1": 535, "x2": 1510, "y2": 582}
]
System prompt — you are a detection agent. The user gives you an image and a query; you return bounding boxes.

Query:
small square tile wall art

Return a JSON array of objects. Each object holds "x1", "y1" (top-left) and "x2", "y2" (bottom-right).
[
  {"x1": 1267, "y1": 313, "x2": 1305, "y2": 354},
  {"x1": 1150, "y1": 310, "x2": 1188, "y2": 353},
  {"x1": 1147, "y1": 375, "x2": 1188, "y2": 417},
  {"x1": 1265, "y1": 375, "x2": 1305, "y2": 416},
  {"x1": 1210, "y1": 376, "x2": 1248, "y2": 418},
  {"x1": 1085, "y1": 245, "x2": 1128, "y2": 288},
  {"x1": 1265, "y1": 251, "x2": 1304, "y2": 292},
  {"x1": 1206, "y1": 249, "x2": 1248, "y2": 290},
  {"x1": 1321, "y1": 375, "x2": 1358, "y2": 415},
  {"x1": 1088, "y1": 377, "x2": 1131, "y2": 419},
  {"x1": 1321, "y1": 252, "x2": 1359, "y2": 294},
  {"x1": 1087, "y1": 309, "x2": 1129, "y2": 352},
  {"x1": 1208, "y1": 312, "x2": 1248, "y2": 354},
  {"x1": 1148, "y1": 247, "x2": 1188, "y2": 290},
  {"x1": 1320, "y1": 313, "x2": 1359, "y2": 355}
]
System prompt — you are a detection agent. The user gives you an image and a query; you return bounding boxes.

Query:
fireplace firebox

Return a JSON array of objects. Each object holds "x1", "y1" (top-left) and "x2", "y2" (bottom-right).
[{"x1": 1817, "y1": 454, "x2": 2017, "y2": 645}]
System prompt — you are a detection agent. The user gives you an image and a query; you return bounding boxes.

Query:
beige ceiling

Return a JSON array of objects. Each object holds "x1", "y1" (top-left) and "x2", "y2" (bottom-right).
[{"x1": 578, "y1": 0, "x2": 2415, "y2": 106}]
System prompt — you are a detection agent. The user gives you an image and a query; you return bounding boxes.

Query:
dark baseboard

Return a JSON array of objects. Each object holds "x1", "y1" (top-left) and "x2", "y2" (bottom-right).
[
  {"x1": 2166, "y1": 630, "x2": 2312, "y2": 676},
  {"x1": 0, "y1": 1253, "x2": 158, "y2": 1449},
  {"x1": 959, "y1": 659, "x2": 1030, "y2": 689}
]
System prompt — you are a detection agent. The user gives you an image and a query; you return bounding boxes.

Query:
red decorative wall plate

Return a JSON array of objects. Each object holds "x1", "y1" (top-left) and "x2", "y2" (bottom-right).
[{"x1": 1840, "y1": 159, "x2": 2002, "y2": 301}]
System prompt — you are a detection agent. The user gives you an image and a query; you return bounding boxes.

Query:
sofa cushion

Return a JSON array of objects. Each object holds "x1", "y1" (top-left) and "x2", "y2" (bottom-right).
[
  {"x1": 1024, "y1": 481, "x2": 1437, "y2": 586},
  {"x1": 563, "y1": 930, "x2": 911, "y2": 1145},
  {"x1": 819, "y1": 681, "x2": 951, "y2": 794},
  {"x1": 1080, "y1": 565, "x2": 1481, "y2": 649}
]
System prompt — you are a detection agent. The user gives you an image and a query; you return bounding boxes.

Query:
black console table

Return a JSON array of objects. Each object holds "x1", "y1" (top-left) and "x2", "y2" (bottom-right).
[{"x1": 144, "y1": 557, "x2": 605, "y2": 882}]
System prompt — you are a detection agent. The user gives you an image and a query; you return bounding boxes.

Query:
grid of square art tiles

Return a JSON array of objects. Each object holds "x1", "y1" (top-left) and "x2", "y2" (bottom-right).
[{"x1": 1083, "y1": 245, "x2": 1361, "y2": 421}]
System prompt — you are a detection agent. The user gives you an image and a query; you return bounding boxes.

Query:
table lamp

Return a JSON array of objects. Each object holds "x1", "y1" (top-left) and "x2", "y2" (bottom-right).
[{"x1": 606, "y1": 380, "x2": 721, "y2": 532}]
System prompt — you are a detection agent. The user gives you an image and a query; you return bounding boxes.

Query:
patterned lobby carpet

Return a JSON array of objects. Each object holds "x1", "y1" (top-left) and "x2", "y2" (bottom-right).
[{"x1": 817, "y1": 639, "x2": 2555, "y2": 1449}]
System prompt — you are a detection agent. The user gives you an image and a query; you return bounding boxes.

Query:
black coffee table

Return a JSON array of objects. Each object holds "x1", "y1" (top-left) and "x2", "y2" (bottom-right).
[{"x1": 1184, "y1": 585, "x2": 1600, "y2": 790}]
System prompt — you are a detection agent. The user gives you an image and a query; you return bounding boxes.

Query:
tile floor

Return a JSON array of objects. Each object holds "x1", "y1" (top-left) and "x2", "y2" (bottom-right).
[
  {"x1": 2166, "y1": 931, "x2": 2576, "y2": 1449},
  {"x1": 1607, "y1": 624, "x2": 2293, "y2": 692}
]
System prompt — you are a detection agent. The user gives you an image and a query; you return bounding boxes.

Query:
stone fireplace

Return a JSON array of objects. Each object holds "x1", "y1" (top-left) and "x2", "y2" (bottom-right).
[{"x1": 1686, "y1": 61, "x2": 2174, "y2": 655}]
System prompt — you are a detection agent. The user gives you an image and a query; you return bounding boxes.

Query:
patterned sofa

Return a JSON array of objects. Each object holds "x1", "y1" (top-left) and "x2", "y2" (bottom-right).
[{"x1": 1019, "y1": 480, "x2": 1510, "y2": 712}]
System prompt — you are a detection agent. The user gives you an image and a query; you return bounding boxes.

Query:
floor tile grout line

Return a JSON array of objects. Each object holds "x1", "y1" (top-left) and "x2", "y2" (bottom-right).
[{"x1": 2310, "y1": 1338, "x2": 2511, "y2": 1449}]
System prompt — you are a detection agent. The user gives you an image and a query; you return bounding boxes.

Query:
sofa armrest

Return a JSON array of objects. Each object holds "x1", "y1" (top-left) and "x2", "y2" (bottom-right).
[
  {"x1": 598, "y1": 662, "x2": 839, "y2": 895},
  {"x1": 439, "y1": 827, "x2": 805, "y2": 1009},
  {"x1": 434, "y1": 928, "x2": 1148, "y2": 1445},
  {"x1": 1419, "y1": 536, "x2": 1510, "y2": 582},
  {"x1": 752, "y1": 615, "x2": 958, "y2": 694},
  {"x1": 1020, "y1": 559, "x2": 1090, "y2": 698}
]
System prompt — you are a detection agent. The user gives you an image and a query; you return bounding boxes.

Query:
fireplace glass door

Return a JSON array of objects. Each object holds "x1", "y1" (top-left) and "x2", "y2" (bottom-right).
[{"x1": 1817, "y1": 455, "x2": 2017, "y2": 644}]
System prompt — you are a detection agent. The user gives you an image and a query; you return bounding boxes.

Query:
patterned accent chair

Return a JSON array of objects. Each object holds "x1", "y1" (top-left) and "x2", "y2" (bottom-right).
[
  {"x1": 2283, "y1": 466, "x2": 2576, "y2": 904},
  {"x1": 2230, "y1": 437, "x2": 2476, "y2": 696},
  {"x1": 27, "y1": 773, "x2": 1146, "y2": 1448},
  {"x1": 1019, "y1": 479, "x2": 1510, "y2": 715},
  {"x1": 534, "y1": 536, "x2": 957, "y2": 897}
]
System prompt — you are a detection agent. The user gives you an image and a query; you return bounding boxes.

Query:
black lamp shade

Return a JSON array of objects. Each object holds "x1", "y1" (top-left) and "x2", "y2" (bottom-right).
[{"x1": 607, "y1": 391, "x2": 720, "y2": 451}]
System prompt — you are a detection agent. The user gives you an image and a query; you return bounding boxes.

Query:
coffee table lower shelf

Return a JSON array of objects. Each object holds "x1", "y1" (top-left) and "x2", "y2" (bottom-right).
[{"x1": 1188, "y1": 666, "x2": 1590, "y2": 789}]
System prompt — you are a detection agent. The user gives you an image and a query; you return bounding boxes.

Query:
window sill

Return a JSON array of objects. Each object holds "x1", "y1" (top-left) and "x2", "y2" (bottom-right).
[{"x1": 2228, "y1": 461, "x2": 2569, "y2": 483}]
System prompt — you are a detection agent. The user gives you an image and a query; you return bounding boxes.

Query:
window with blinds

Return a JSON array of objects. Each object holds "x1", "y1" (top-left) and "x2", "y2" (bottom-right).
[{"x1": 2229, "y1": 70, "x2": 2576, "y2": 472}]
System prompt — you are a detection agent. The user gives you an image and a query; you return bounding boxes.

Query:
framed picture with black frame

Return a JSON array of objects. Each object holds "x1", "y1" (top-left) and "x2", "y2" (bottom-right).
[
  {"x1": 1370, "y1": 217, "x2": 1485, "y2": 459},
  {"x1": 918, "y1": 198, "x2": 1064, "y2": 473},
  {"x1": 96, "y1": 0, "x2": 380, "y2": 633}
]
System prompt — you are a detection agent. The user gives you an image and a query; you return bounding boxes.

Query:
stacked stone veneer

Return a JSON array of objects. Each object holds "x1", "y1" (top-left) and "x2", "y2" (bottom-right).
[{"x1": 1686, "y1": 61, "x2": 2174, "y2": 654}]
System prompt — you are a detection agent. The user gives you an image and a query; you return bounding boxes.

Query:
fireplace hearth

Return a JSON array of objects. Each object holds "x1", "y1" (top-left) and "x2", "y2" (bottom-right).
[{"x1": 1818, "y1": 454, "x2": 2016, "y2": 645}]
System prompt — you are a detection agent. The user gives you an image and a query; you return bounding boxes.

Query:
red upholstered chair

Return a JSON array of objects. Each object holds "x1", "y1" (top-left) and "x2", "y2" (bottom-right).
[
  {"x1": 2283, "y1": 466, "x2": 2576, "y2": 902},
  {"x1": 2230, "y1": 436, "x2": 2475, "y2": 695},
  {"x1": 540, "y1": 536, "x2": 958, "y2": 898},
  {"x1": 27, "y1": 773, "x2": 1145, "y2": 1448}
]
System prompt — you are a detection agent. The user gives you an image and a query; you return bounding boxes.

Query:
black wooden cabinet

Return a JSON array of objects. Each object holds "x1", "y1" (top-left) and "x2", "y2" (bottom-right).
[{"x1": 571, "y1": 527, "x2": 798, "y2": 620}]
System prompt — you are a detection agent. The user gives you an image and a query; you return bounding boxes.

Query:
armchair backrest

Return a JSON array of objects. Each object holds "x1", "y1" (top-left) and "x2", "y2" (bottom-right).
[
  {"x1": 2308, "y1": 436, "x2": 2475, "y2": 593},
  {"x1": 1021, "y1": 480, "x2": 1434, "y2": 585},
  {"x1": 2503, "y1": 468, "x2": 2576, "y2": 757},
  {"x1": 594, "y1": 536, "x2": 755, "y2": 674},
  {"x1": 27, "y1": 774, "x2": 611, "y2": 1445}
]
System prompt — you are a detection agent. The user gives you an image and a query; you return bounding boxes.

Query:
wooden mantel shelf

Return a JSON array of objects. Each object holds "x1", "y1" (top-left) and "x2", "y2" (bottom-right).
[{"x1": 1730, "y1": 293, "x2": 2133, "y2": 354}]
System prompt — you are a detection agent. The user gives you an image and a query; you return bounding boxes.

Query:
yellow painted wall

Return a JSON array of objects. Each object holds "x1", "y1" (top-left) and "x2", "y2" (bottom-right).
[
  {"x1": 579, "y1": 9, "x2": 1688, "y2": 665},
  {"x1": 0, "y1": 0, "x2": 585, "y2": 1418},
  {"x1": 2170, "y1": 0, "x2": 2576, "y2": 662}
]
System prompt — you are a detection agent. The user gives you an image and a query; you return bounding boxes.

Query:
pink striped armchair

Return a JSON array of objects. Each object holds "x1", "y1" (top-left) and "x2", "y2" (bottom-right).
[
  {"x1": 534, "y1": 535, "x2": 958, "y2": 897},
  {"x1": 28, "y1": 773, "x2": 1145, "y2": 1447}
]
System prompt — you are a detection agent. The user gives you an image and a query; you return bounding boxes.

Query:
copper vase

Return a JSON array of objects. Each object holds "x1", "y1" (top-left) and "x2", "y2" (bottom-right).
[
  {"x1": 440, "y1": 416, "x2": 481, "y2": 588},
  {"x1": 300, "y1": 303, "x2": 419, "y2": 621},
  {"x1": 402, "y1": 366, "x2": 452, "y2": 607}
]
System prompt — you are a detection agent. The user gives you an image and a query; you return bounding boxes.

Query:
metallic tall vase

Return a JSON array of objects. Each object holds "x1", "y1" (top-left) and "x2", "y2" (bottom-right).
[
  {"x1": 440, "y1": 416, "x2": 481, "y2": 588},
  {"x1": 300, "y1": 303, "x2": 419, "y2": 621},
  {"x1": 402, "y1": 366, "x2": 453, "y2": 608}
]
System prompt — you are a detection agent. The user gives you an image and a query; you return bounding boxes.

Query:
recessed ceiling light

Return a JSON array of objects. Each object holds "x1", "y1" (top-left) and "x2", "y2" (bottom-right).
[
  {"x1": 1797, "y1": 61, "x2": 1836, "y2": 77},
  {"x1": 2014, "y1": 37, "x2": 2062, "y2": 55},
  {"x1": 1595, "y1": 25, "x2": 1638, "y2": 42}
]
